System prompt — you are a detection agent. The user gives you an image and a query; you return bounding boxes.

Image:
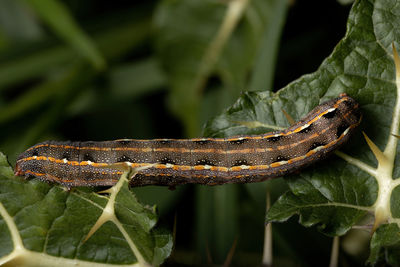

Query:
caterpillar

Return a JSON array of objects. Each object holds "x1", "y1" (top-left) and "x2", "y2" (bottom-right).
[{"x1": 14, "y1": 93, "x2": 361, "y2": 188}]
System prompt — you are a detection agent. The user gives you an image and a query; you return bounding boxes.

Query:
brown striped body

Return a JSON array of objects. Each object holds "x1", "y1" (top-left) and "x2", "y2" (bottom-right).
[{"x1": 14, "y1": 94, "x2": 362, "y2": 188}]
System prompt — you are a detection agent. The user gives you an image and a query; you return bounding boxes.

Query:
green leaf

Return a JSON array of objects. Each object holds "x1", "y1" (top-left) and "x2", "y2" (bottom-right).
[
  {"x1": 204, "y1": 0, "x2": 400, "y2": 264},
  {"x1": 0, "y1": 17, "x2": 151, "y2": 152},
  {"x1": 248, "y1": 0, "x2": 289, "y2": 91},
  {"x1": 0, "y1": 0, "x2": 43, "y2": 42},
  {"x1": 154, "y1": 1, "x2": 279, "y2": 260},
  {"x1": 368, "y1": 223, "x2": 400, "y2": 266},
  {"x1": 154, "y1": 0, "x2": 275, "y2": 136},
  {"x1": 0, "y1": 152, "x2": 172, "y2": 266},
  {"x1": 266, "y1": 161, "x2": 376, "y2": 236},
  {"x1": 109, "y1": 58, "x2": 167, "y2": 100},
  {"x1": 0, "y1": 16, "x2": 150, "y2": 91},
  {"x1": 24, "y1": 0, "x2": 105, "y2": 69}
]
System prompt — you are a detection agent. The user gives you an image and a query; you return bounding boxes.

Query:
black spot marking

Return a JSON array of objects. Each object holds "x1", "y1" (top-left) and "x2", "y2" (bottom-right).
[
  {"x1": 117, "y1": 155, "x2": 133, "y2": 162},
  {"x1": 229, "y1": 138, "x2": 248, "y2": 145},
  {"x1": 193, "y1": 139, "x2": 211, "y2": 145},
  {"x1": 273, "y1": 155, "x2": 289, "y2": 162},
  {"x1": 84, "y1": 172, "x2": 96, "y2": 181},
  {"x1": 158, "y1": 140, "x2": 171, "y2": 145},
  {"x1": 196, "y1": 158, "x2": 215, "y2": 166},
  {"x1": 308, "y1": 142, "x2": 326, "y2": 151},
  {"x1": 298, "y1": 124, "x2": 313, "y2": 134},
  {"x1": 62, "y1": 151, "x2": 71, "y2": 160},
  {"x1": 31, "y1": 150, "x2": 39, "y2": 157},
  {"x1": 117, "y1": 140, "x2": 131, "y2": 145},
  {"x1": 83, "y1": 153, "x2": 95, "y2": 162},
  {"x1": 343, "y1": 99, "x2": 353, "y2": 108},
  {"x1": 336, "y1": 123, "x2": 349, "y2": 137},
  {"x1": 323, "y1": 109, "x2": 337, "y2": 119},
  {"x1": 160, "y1": 157, "x2": 176, "y2": 165},
  {"x1": 266, "y1": 135, "x2": 282, "y2": 142},
  {"x1": 232, "y1": 159, "x2": 248, "y2": 166}
]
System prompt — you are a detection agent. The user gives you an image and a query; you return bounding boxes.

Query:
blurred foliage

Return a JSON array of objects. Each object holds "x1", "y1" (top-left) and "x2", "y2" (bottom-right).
[{"x1": 0, "y1": 0, "x2": 359, "y2": 266}]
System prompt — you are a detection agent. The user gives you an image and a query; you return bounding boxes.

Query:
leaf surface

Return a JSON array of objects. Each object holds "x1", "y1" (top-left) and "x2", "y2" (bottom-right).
[
  {"x1": 0, "y1": 152, "x2": 172, "y2": 266},
  {"x1": 24, "y1": 0, "x2": 105, "y2": 69},
  {"x1": 204, "y1": 0, "x2": 400, "y2": 264},
  {"x1": 154, "y1": 0, "x2": 276, "y2": 136}
]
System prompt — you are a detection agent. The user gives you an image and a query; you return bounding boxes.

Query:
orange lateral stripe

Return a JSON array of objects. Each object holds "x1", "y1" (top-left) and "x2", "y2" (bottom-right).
[
  {"x1": 17, "y1": 121, "x2": 356, "y2": 175},
  {"x1": 25, "y1": 96, "x2": 352, "y2": 154},
  {"x1": 18, "y1": 102, "x2": 360, "y2": 182},
  {"x1": 19, "y1": 122, "x2": 359, "y2": 181}
]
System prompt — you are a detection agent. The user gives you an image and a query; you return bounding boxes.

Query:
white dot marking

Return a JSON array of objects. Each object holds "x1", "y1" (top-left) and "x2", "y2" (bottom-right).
[
  {"x1": 313, "y1": 146, "x2": 325, "y2": 152},
  {"x1": 299, "y1": 123, "x2": 310, "y2": 131}
]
